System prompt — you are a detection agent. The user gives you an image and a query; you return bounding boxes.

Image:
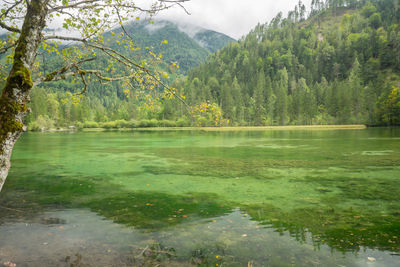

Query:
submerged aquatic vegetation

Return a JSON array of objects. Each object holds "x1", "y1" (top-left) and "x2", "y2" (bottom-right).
[
  {"x1": 1, "y1": 128, "x2": 400, "y2": 266},
  {"x1": 85, "y1": 192, "x2": 233, "y2": 230}
]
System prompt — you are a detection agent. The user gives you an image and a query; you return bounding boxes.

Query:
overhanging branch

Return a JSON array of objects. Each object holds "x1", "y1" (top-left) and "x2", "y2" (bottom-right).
[
  {"x1": 0, "y1": 21, "x2": 21, "y2": 33},
  {"x1": 49, "y1": 0, "x2": 190, "y2": 14},
  {"x1": 49, "y1": 0, "x2": 101, "y2": 11},
  {"x1": 44, "y1": 35, "x2": 87, "y2": 42},
  {"x1": 34, "y1": 57, "x2": 97, "y2": 85}
]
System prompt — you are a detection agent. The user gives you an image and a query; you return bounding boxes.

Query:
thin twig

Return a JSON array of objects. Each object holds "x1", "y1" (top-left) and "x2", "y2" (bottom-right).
[
  {"x1": 34, "y1": 57, "x2": 97, "y2": 85},
  {"x1": 114, "y1": 7, "x2": 136, "y2": 41},
  {"x1": 0, "y1": 0, "x2": 24, "y2": 19}
]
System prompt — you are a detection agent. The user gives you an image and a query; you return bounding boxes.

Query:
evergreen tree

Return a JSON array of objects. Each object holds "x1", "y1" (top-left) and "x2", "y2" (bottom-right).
[
  {"x1": 253, "y1": 70, "x2": 266, "y2": 125},
  {"x1": 231, "y1": 77, "x2": 244, "y2": 123},
  {"x1": 221, "y1": 82, "x2": 234, "y2": 122}
]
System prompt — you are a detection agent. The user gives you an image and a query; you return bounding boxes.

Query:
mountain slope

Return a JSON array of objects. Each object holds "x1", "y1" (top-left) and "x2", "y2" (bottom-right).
[
  {"x1": 193, "y1": 29, "x2": 235, "y2": 54},
  {"x1": 180, "y1": 0, "x2": 400, "y2": 126},
  {"x1": 109, "y1": 20, "x2": 235, "y2": 73}
]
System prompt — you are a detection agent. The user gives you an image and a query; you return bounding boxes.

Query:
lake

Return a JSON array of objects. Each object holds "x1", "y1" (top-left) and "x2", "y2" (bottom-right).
[{"x1": 0, "y1": 128, "x2": 399, "y2": 266}]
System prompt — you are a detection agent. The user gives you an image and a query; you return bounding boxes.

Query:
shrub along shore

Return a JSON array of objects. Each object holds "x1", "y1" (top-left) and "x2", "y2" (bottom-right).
[{"x1": 27, "y1": 119, "x2": 367, "y2": 132}]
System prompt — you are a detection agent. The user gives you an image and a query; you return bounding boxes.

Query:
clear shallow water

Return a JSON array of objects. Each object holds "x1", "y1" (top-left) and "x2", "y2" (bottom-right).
[{"x1": 0, "y1": 128, "x2": 399, "y2": 266}]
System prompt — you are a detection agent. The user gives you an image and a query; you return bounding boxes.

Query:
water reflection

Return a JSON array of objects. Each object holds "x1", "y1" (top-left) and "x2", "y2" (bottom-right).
[{"x1": 0, "y1": 208, "x2": 399, "y2": 267}]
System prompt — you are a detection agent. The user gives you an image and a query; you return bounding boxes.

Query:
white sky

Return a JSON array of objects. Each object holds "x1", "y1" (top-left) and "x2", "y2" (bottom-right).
[
  {"x1": 0, "y1": 0, "x2": 312, "y2": 39},
  {"x1": 157, "y1": 0, "x2": 313, "y2": 39}
]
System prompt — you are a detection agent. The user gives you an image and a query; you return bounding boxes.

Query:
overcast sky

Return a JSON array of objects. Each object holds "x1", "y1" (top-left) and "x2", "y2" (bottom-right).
[
  {"x1": 157, "y1": 0, "x2": 312, "y2": 39},
  {"x1": 0, "y1": 0, "x2": 312, "y2": 39}
]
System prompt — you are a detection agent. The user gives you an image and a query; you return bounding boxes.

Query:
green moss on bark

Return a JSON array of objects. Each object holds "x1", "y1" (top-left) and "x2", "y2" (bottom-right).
[
  {"x1": 6, "y1": 66, "x2": 33, "y2": 90},
  {"x1": 0, "y1": 61, "x2": 32, "y2": 139},
  {"x1": 0, "y1": 56, "x2": 31, "y2": 138},
  {"x1": 0, "y1": 33, "x2": 33, "y2": 139},
  {"x1": 0, "y1": 97, "x2": 26, "y2": 138},
  {"x1": 44, "y1": 72, "x2": 56, "y2": 82},
  {"x1": 7, "y1": 40, "x2": 33, "y2": 92}
]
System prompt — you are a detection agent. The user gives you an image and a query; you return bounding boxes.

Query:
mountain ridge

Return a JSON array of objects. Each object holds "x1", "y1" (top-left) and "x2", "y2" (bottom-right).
[{"x1": 113, "y1": 19, "x2": 235, "y2": 72}]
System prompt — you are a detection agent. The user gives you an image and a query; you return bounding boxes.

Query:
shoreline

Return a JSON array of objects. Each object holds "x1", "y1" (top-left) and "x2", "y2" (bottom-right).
[{"x1": 35, "y1": 125, "x2": 370, "y2": 133}]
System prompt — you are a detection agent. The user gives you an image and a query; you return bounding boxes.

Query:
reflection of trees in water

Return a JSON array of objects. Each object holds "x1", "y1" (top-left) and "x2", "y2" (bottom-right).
[{"x1": 244, "y1": 205, "x2": 400, "y2": 254}]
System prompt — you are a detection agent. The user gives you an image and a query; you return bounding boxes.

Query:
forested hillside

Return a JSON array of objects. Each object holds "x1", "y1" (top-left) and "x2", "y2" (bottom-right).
[
  {"x1": 8, "y1": 0, "x2": 400, "y2": 130},
  {"x1": 0, "y1": 20, "x2": 234, "y2": 130},
  {"x1": 181, "y1": 0, "x2": 400, "y2": 126}
]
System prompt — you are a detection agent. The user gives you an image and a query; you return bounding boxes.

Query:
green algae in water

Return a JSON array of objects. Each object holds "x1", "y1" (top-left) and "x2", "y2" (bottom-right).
[{"x1": 1, "y1": 128, "x2": 400, "y2": 266}]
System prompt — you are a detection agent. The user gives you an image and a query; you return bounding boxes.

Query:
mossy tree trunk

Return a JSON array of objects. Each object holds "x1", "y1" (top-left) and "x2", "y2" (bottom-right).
[{"x1": 0, "y1": 0, "x2": 49, "y2": 191}]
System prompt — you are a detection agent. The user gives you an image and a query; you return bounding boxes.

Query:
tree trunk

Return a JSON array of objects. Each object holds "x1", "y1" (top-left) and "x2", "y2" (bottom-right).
[{"x1": 0, "y1": 0, "x2": 49, "y2": 191}]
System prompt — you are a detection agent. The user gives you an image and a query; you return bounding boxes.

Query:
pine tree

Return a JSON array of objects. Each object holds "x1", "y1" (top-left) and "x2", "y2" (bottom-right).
[
  {"x1": 264, "y1": 76, "x2": 275, "y2": 125},
  {"x1": 275, "y1": 81, "x2": 288, "y2": 125},
  {"x1": 348, "y1": 58, "x2": 365, "y2": 122},
  {"x1": 231, "y1": 77, "x2": 243, "y2": 123},
  {"x1": 253, "y1": 70, "x2": 266, "y2": 125},
  {"x1": 221, "y1": 82, "x2": 234, "y2": 122}
]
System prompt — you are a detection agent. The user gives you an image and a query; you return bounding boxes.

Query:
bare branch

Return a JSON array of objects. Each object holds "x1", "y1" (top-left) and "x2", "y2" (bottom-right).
[
  {"x1": 49, "y1": 0, "x2": 102, "y2": 11},
  {"x1": 160, "y1": 0, "x2": 191, "y2": 15},
  {"x1": 34, "y1": 57, "x2": 97, "y2": 85},
  {"x1": 50, "y1": 0, "x2": 190, "y2": 13},
  {"x1": 87, "y1": 42, "x2": 148, "y2": 70},
  {"x1": 79, "y1": 70, "x2": 136, "y2": 82},
  {"x1": 0, "y1": 21, "x2": 21, "y2": 33},
  {"x1": 43, "y1": 35, "x2": 85, "y2": 42},
  {"x1": 49, "y1": 1, "x2": 152, "y2": 13},
  {"x1": 77, "y1": 66, "x2": 88, "y2": 94},
  {"x1": 74, "y1": 68, "x2": 139, "y2": 95}
]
